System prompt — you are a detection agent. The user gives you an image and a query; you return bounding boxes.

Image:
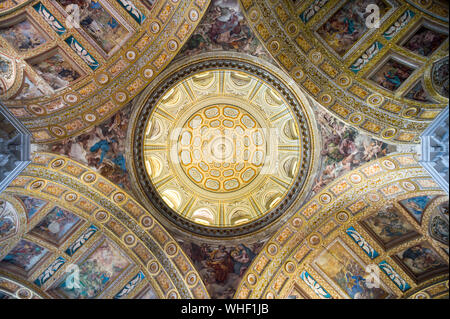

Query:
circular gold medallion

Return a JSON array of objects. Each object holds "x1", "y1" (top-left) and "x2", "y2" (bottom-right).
[{"x1": 179, "y1": 105, "x2": 265, "y2": 193}]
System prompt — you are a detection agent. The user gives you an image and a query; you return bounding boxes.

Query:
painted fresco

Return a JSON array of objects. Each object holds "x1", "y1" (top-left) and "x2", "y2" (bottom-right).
[
  {"x1": 315, "y1": 240, "x2": 390, "y2": 299},
  {"x1": 0, "y1": 201, "x2": 17, "y2": 240},
  {"x1": 56, "y1": 240, "x2": 130, "y2": 299},
  {"x1": 40, "y1": 98, "x2": 67, "y2": 114},
  {"x1": 369, "y1": 58, "x2": 415, "y2": 91},
  {"x1": 429, "y1": 201, "x2": 449, "y2": 245},
  {"x1": 404, "y1": 81, "x2": 434, "y2": 103},
  {"x1": 317, "y1": 0, "x2": 390, "y2": 56},
  {"x1": 17, "y1": 195, "x2": 48, "y2": 220},
  {"x1": 179, "y1": 240, "x2": 264, "y2": 299},
  {"x1": 1, "y1": 77, "x2": 6, "y2": 95},
  {"x1": 0, "y1": 214, "x2": 15, "y2": 239},
  {"x1": 1, "y1": 239, "x2": 48, "y2": 272},
  {"x1": 0, "y1": 18, "x2": 47, "y2": 53},
  {"x1": 439, "y1": 201, "x2": 449, "y2": 218},
  {"x1": 54, "y1": 0, "x2": 129, "y2": 54},
  {"x1": 395, "y1": 242, "x2": 447, "y2": 279},
  {"x1": 0, "y1": 57, "x2": 9, "y2": 73},
  {"x1": 430, "y1": 215, "x2": 449, "y2": 245},
  {"x1": 179, "y1": 0, "x2": 272, "y2": 62},
  {"x1": 0, "y1": 56, "x2": 12, "y2": 77},
  {"x1": 399, "y1": 195, "x2": 435, "y2": 223},
  {"x1": 47, "y1": 104, "x2": 131, "y2": 189},
  {"x1": 362, "y1": 206, "x2": 418, "y2": 248},
  {"x1": 312, "y1": 109, "x2": 393, "y2": 195},
  {"x1": 13, "y1": 76, "x2": 44, "y2": 100},
  {"x1": 29, "y1": 51, "x2": 81, "y2": 90},
  {"x1": 402, "y1": 26, "x2": 447, "y2": 57},
  {"x1": 30, "y1": 206, "x2": 81, "y2": 245}
]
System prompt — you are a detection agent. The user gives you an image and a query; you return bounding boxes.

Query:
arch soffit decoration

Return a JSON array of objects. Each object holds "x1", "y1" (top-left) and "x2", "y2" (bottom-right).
[
  {"x1": 2, "y1": 152, "x2": 210, "y2": 299},
  {"x1": 234, "y1": 153, "x2": 449, "y2": 299},
  {"x1": 0, "y1": 195, "x2": 46, "y2": 300},
  {"x1": 0, "y1": 1, "x2": 34, "y2": 15},
  {"x1": 238, "y1": 0, "x2": 449, "y2": 144},
  {"x1": 0, "y1": 194, "x2": 27, "y2": 258},
  {"x1": 0, "y1": 0, "x2": 210, "y2": 143}
]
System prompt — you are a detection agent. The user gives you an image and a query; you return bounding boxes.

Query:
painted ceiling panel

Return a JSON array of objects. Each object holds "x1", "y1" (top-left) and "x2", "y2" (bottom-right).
[
  {"x1": 0, "y1": 0, "x2": 211, "y2": 142},
  {"x1": 237, "y1": 0, "x2": 448, "y2": 143},
  {"x1": 0, "y1": 0, "x2": 447, "y2": 299}
]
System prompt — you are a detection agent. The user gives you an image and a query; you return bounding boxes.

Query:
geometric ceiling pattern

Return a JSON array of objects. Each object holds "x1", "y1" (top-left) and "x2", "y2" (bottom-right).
[
  {"x1": 0, "y1": 0, "x2": 448, "y2": 299},
  {"x1": 239, "y1": 0, "x2": 448, "y2": 143},
  {"x1": 235, "y1": 152, "x2": 448, "y2": 299},
  {"x1": 0, "y1": 152, "x2": 209, "y2": 299},
  {"x1": 0, "y1": 0, "x2": 210, "y2": 142}
]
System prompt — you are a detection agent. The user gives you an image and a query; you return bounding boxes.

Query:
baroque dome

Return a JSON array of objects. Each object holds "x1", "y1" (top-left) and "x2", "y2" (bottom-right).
[{"x1": 128, "y1": 52, "x2": 319, "y2": 237}]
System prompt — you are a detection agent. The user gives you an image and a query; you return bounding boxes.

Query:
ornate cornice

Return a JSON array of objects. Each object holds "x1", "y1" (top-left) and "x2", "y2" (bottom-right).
[{"x1": 238, "y1": 0, "x2": 449, "y2": 144}]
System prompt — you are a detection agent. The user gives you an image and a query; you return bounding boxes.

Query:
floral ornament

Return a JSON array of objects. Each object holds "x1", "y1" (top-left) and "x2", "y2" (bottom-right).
[
  {"x1": 346, "y1": 227, "x2": 379, "y2": 259},
  {"x1": 378, "y1": 261, "x2": 411, "y2": 292},
  {"x1": 114, "y1": 272, "x2": 145, "y2": 299},
  {"x1": 33, "y1": 3, "x2": 66, "y2": 35},
  {"x1": 383, "y1": 10, "x2": 415, "y2": 40},
  {"x1": 350, "y1": 42, "x2": 383, "y2": 73},
  {"x1": 65, "y1": 225, "x2": 98, "y2": 256},
  {"x1": 300, "y1": 0, "x2": 329, "y2": 23},
  {"x1": 65, "y1": 36, "x2": 99, "y2": 70},
  {"x1": 34, "y1": 257, "x2": 66, "y2": 287},
  {"x1": 300, "y1": 270, "x2": 332, "y2": 299},
  {"x1": 116, "y1": 0, "x2": 146, "y2": 24}
]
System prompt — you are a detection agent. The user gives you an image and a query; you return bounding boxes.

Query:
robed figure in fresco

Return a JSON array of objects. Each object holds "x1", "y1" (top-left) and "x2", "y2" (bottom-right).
[
  {"x1": 231, "y1": 244, "x2": 256, "y2": 277},
  {"x1": 205, "y1": 245, "x2": 234, "y2": 283}
]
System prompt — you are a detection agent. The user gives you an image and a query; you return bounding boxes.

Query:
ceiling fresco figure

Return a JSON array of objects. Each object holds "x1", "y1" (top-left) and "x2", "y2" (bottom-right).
[
  {"x1": 44, "y1": 104, "x2": 131, "y2": 189},
  {"x1": 0, "y1": 0, "x2": 448, "y2": 301}
]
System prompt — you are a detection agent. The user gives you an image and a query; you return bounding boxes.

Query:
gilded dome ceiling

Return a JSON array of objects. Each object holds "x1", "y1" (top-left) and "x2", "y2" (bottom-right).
[
  {"x1": 129, "y1": 52, "x2": 318, "y2": 237},
  {"x1": 238, "y1": 0, "x2": 449, "y2": 144}
]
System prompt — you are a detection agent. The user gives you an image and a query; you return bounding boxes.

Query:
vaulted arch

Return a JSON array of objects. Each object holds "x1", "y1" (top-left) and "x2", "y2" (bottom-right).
[
  {"x1": 1, "y1": 152, "x2": 209, "y2": 299},
  {"x1": 238, "y1": 0, "x2": 448, "y2": 143}
]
